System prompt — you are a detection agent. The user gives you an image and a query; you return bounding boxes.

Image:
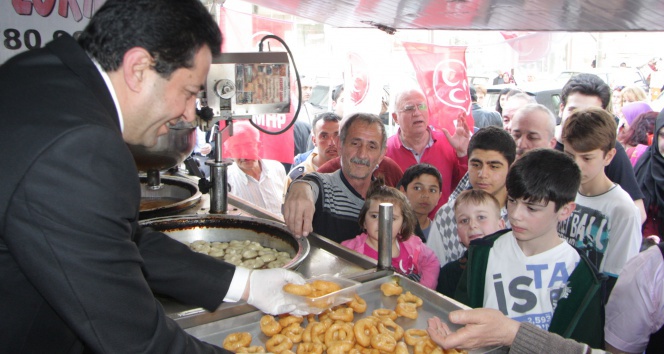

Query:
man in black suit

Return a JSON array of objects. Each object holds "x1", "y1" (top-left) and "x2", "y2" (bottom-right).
[{"x1": 0, "y1": 0, "x2": 304, "y2": 352}]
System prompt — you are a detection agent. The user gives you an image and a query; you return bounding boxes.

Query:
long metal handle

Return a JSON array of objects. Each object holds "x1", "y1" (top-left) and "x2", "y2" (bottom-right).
[{"x1": 377, "y1": 203, "x2": 393, "y2": 270}]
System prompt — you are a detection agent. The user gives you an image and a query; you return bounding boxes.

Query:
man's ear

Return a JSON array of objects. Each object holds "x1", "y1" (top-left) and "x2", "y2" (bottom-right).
[
  {"x1": 392, "y1": 112, "x2": 399, "y2": 125},
  {"x1": 399, "y1": 185, "x2": 406, "y2": 193},
  {"x1": 122, "y1": 47, "x2": 153, "y2": 93},
  {"x1": 557, "y1": 201, "x2": 576, "y2": 222}
]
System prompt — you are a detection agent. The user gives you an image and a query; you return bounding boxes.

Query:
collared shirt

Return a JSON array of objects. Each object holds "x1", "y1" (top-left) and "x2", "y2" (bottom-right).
[
  {"x1": 228, "y1": 159, "x2": 286, "y2": 217},
  {"x1": 398, "y1": 129, "x2": 434, "y2": 164},
  {"x1": 91, "y1": 58, "x2": 124, "y2": 132}
]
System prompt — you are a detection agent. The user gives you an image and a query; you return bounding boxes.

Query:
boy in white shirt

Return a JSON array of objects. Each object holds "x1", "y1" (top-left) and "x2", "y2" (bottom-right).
[
  {"x1": 560, "y1": 106, "x2": 641, "y2": 296},
  {"x1": 455, "y1": 148, "x2": 605, "y2": 348}
]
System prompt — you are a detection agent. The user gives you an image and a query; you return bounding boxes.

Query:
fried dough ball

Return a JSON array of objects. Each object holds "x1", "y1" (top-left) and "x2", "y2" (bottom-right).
[
  {"x1": 283, "y1": 283, "x2": 313, "y2": 296},
  {"x1": 353, "y1": 317, "x2": 379, "y2": 347},
  {"x1": 347, "y1": 294, "x2": 367, "y2": 313},
  {"x1": 380, "y1": 281, "x2": 403, "y2": 296},
  {"x1": 397, "y1": 291, "x2": 423, "y2": 307},
  {"x1": 324, "y1": 322, "x2": 355, "y2": 347},
  {"x1": 327, "y1": 341, "x2": 354, "y2": 354},
  {"x1": 265, "y1": 334, "x2": 293, "y2": 353},
  {"x1": 296, "y1": 342, "x2": 324, "y2": 354},
  {"x1": 370, "y1": 333, "x2": 396, "y2": 352},
  {"x1": 414, "y1": 338, "x2": 442, "y2": 354},
  {"x1": 260, "y1": 315, "x2": 282, "y2": 337},
  {"x1": 395, "y1": 341, "x2": 408, "y2": 354},
  {"x1": 395, "y1": 301, "x2": 419, "y2": 319},
  {"x1": 281, "y1": 323, "x2": 305, "y2": 344},
  {"x1": 372, "y1": 308, "x2": 398, "y2": 321},
  {"x1": 404, "y1": 329, "x2": 429, "y2": 346},
  {"x1": 222, "y1": 332, "x2": 252, "y2": 351},
  {"x1": 329, "y1": 307, "x2": 354, "y2": 322}
]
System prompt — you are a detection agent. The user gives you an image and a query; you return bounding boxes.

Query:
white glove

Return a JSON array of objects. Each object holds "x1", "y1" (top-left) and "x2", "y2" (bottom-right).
[{"x1": 246, "y1": 268, "x2": 306, "y2": 315}]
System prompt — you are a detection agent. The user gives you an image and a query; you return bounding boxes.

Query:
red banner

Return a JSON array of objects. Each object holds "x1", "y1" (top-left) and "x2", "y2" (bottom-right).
[
  {"x1": 500, "y1": 31, "x2": 553, "y2": 62},
  {"x1": 218, "y1": 8, "x2": 294, "y2": 163},
  {"x1": 402, "y1": 42, "x2": 473, "y2": 133}
]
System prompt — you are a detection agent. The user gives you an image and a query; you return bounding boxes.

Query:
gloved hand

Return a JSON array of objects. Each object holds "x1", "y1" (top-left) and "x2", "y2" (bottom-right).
[{"x1": 246, "y1": 268, "x2": 306, "y2": 315}]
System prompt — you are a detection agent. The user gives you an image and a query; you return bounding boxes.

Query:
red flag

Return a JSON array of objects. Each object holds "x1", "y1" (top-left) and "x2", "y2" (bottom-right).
[
  {"x1": 500, "y1": 32, "x2": 552, "y2": 62},
  {"x1": 402, "y1": 42, "x2": 473, "y2": 133},
  {"x1": 217, "y1": 8, "x2": 295, "y2": 163}
]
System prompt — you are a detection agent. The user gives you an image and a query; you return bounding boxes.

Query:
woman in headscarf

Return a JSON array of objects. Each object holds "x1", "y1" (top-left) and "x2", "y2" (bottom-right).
[
  {"x1": 620, "y1": 111, "x2": 657, "y2": 166},
  {"x1": 618, "y1": 102, "x2": 653, "y2": 149},
  {"x1": 634, "y1": 109, "x2": 664, "y2": 238}
]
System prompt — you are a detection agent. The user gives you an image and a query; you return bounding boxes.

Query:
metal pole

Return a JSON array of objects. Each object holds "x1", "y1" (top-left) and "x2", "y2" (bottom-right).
[
  {"x1": 377, "y1": 202, "x2": 393, "y2": 270},
  {"x1": 208, "y1": 123, "x2": 232, "y2": 214}
]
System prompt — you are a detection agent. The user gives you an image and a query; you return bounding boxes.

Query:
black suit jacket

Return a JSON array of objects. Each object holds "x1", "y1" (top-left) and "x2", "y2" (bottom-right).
[{"x1": 0, "y1": 35, "x2": 234, "y2": 353}]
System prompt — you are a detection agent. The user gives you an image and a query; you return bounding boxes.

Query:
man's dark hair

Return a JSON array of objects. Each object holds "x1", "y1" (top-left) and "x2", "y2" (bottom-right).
[
  {"x1": 397, "y1": 163, "x2": 442, "y2": 190},
  {"x1": 506, "y1": 148, "x2": 580, "y2": 212},
  {"x1": 78, "y1": 0, "x2": 222, "y2": 78},
  {"x1": 312, "y1": 112, "x2": 341, "y2": 133},
  {"x1": 340, "y1": 113, "x2": 386, "y2": 151},
  {"x1": 468, "y1": 126, "x2": 517, "y2": 166},
  {"x1": 560, "y1": 73, "x2": 611, "y2": 110},
  {"x1": 332, "y1": 84, "x2": 344, "y2": 102},
  {"x1": 469, "y1": 86, "x2": 477, "y2": 102}
]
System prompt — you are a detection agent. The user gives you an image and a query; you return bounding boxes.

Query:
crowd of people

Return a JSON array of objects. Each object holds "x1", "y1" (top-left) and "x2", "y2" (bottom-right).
[
  {"x1": 270, "y1": 73, "x2": 661, "y2": 352},
  {"x1": 1, "y1": 0, "x2": 662, "y2": 352},
  {"x1": 205, "y1": 60, "x2": 664, "y2": 352}
]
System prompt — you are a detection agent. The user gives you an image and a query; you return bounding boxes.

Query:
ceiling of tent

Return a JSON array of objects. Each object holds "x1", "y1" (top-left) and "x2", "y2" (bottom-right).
[{"x1": 236, "y1": 0, "x2": 664, "y2": 32}]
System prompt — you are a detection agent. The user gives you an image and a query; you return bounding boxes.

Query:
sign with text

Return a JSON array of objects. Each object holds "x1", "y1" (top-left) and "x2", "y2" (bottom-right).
[{"x1": 1, "y1": 0, "x2": 105, "y2": 65}]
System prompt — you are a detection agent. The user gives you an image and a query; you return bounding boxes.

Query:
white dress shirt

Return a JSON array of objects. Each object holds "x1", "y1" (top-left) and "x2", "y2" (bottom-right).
[{"x1": 227, "y1": 159, "x2": 286, "y2": 217}]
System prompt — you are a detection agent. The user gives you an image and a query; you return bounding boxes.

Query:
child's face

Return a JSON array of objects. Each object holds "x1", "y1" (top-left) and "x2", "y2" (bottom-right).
[
  {"x1": 401, "y1": 174, "x2": 441, "y2": 217},
  {"x1": 507, "y1": 196, "x2": 573, "y2": 244},
  {"x1": 563, "y1": 146, "x2": 615, "y2": 189},
  {"x1": 455, "y1": 201, "x2": 505, "y2": 247},
  {"x1": 364, "y1": 200, "x2": 403, "y2": 244}
]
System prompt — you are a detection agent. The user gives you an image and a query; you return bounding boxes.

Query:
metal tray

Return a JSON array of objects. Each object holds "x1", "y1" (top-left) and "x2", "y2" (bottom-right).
[{"x1": 185, "y1": 274, "x2": 505, "y2": 353}]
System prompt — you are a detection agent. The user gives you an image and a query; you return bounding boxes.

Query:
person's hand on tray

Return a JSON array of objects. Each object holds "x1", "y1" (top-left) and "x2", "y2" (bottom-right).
[
  {"x1": 427, "y1": 308, "x2": 519, "y2": 350},
  {"x1": 244, "y1": 268, "x2": 308, "y2": 315},
  {"x1": 283, "y1": 181, "x2": 315, "y2": 237}
]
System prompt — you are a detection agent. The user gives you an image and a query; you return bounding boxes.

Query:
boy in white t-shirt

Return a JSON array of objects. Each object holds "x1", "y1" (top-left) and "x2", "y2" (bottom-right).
[
  {"x1": 560, "y1": 106, "x2": 641, "y2": 297},
  {"x1": 455, "y1": 148, "x2": 605, "y2": 348}
]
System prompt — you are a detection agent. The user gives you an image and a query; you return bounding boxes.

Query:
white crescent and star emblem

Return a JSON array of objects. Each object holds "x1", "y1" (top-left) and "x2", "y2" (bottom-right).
[{"x1": 433, "y1": 59, "x2": 471, "y2": 115}]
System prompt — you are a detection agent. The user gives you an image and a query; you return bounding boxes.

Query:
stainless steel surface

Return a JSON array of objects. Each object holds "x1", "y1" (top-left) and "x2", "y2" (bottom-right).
[
  {"x1": 208, "y1": 121, "x2": 234, "y2": 214},
  {"x1": 184, "y1": 274, "x2": 505, "y2": 353},
  {"x1": 139, "y1": 214, "x2": 310, "y2": 271},
  {"x1": 158, "y1": 231, "x2": 380, "y2": 329},
  {"x1": 236, "y1": 0, "x2": 664, "y2": 31},
  {"x1": 128, "y1": 121, "x2": 196, "y2": 172},
  {"x1": 139, "y1": 175, "x2": 202, "y2": 220},
  {"x1": 377, "y1": 202, "x2": 393, "y2": 271}
]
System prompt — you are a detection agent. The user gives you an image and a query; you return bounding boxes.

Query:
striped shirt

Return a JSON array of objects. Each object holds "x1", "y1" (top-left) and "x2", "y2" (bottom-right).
[{"x1": 302, "y1": 170, "x2": 364, "y2": 244}]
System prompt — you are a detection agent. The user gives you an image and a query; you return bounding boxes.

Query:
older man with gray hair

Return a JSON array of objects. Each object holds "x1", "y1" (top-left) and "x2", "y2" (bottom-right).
[
  {"x1": 509, "y1": 103, "x2": 558, "y2": 159},
  {"x1": 283, "y1": 113, "x2": 386, "y2": 243}
]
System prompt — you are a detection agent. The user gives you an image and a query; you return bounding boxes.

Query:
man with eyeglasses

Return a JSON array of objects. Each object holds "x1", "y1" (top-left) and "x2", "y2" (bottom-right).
[{"x1": 386, "y1": 89, "x2": 471, "y2": 216}]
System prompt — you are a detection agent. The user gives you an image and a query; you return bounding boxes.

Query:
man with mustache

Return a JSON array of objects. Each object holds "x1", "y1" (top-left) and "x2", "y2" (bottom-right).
[
  {"x1": 283, "y1": 113, "x2": 386, "y2": 243},
  {"x1": 284, "y1": 112, "x2": 341, "y2": 196}
]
